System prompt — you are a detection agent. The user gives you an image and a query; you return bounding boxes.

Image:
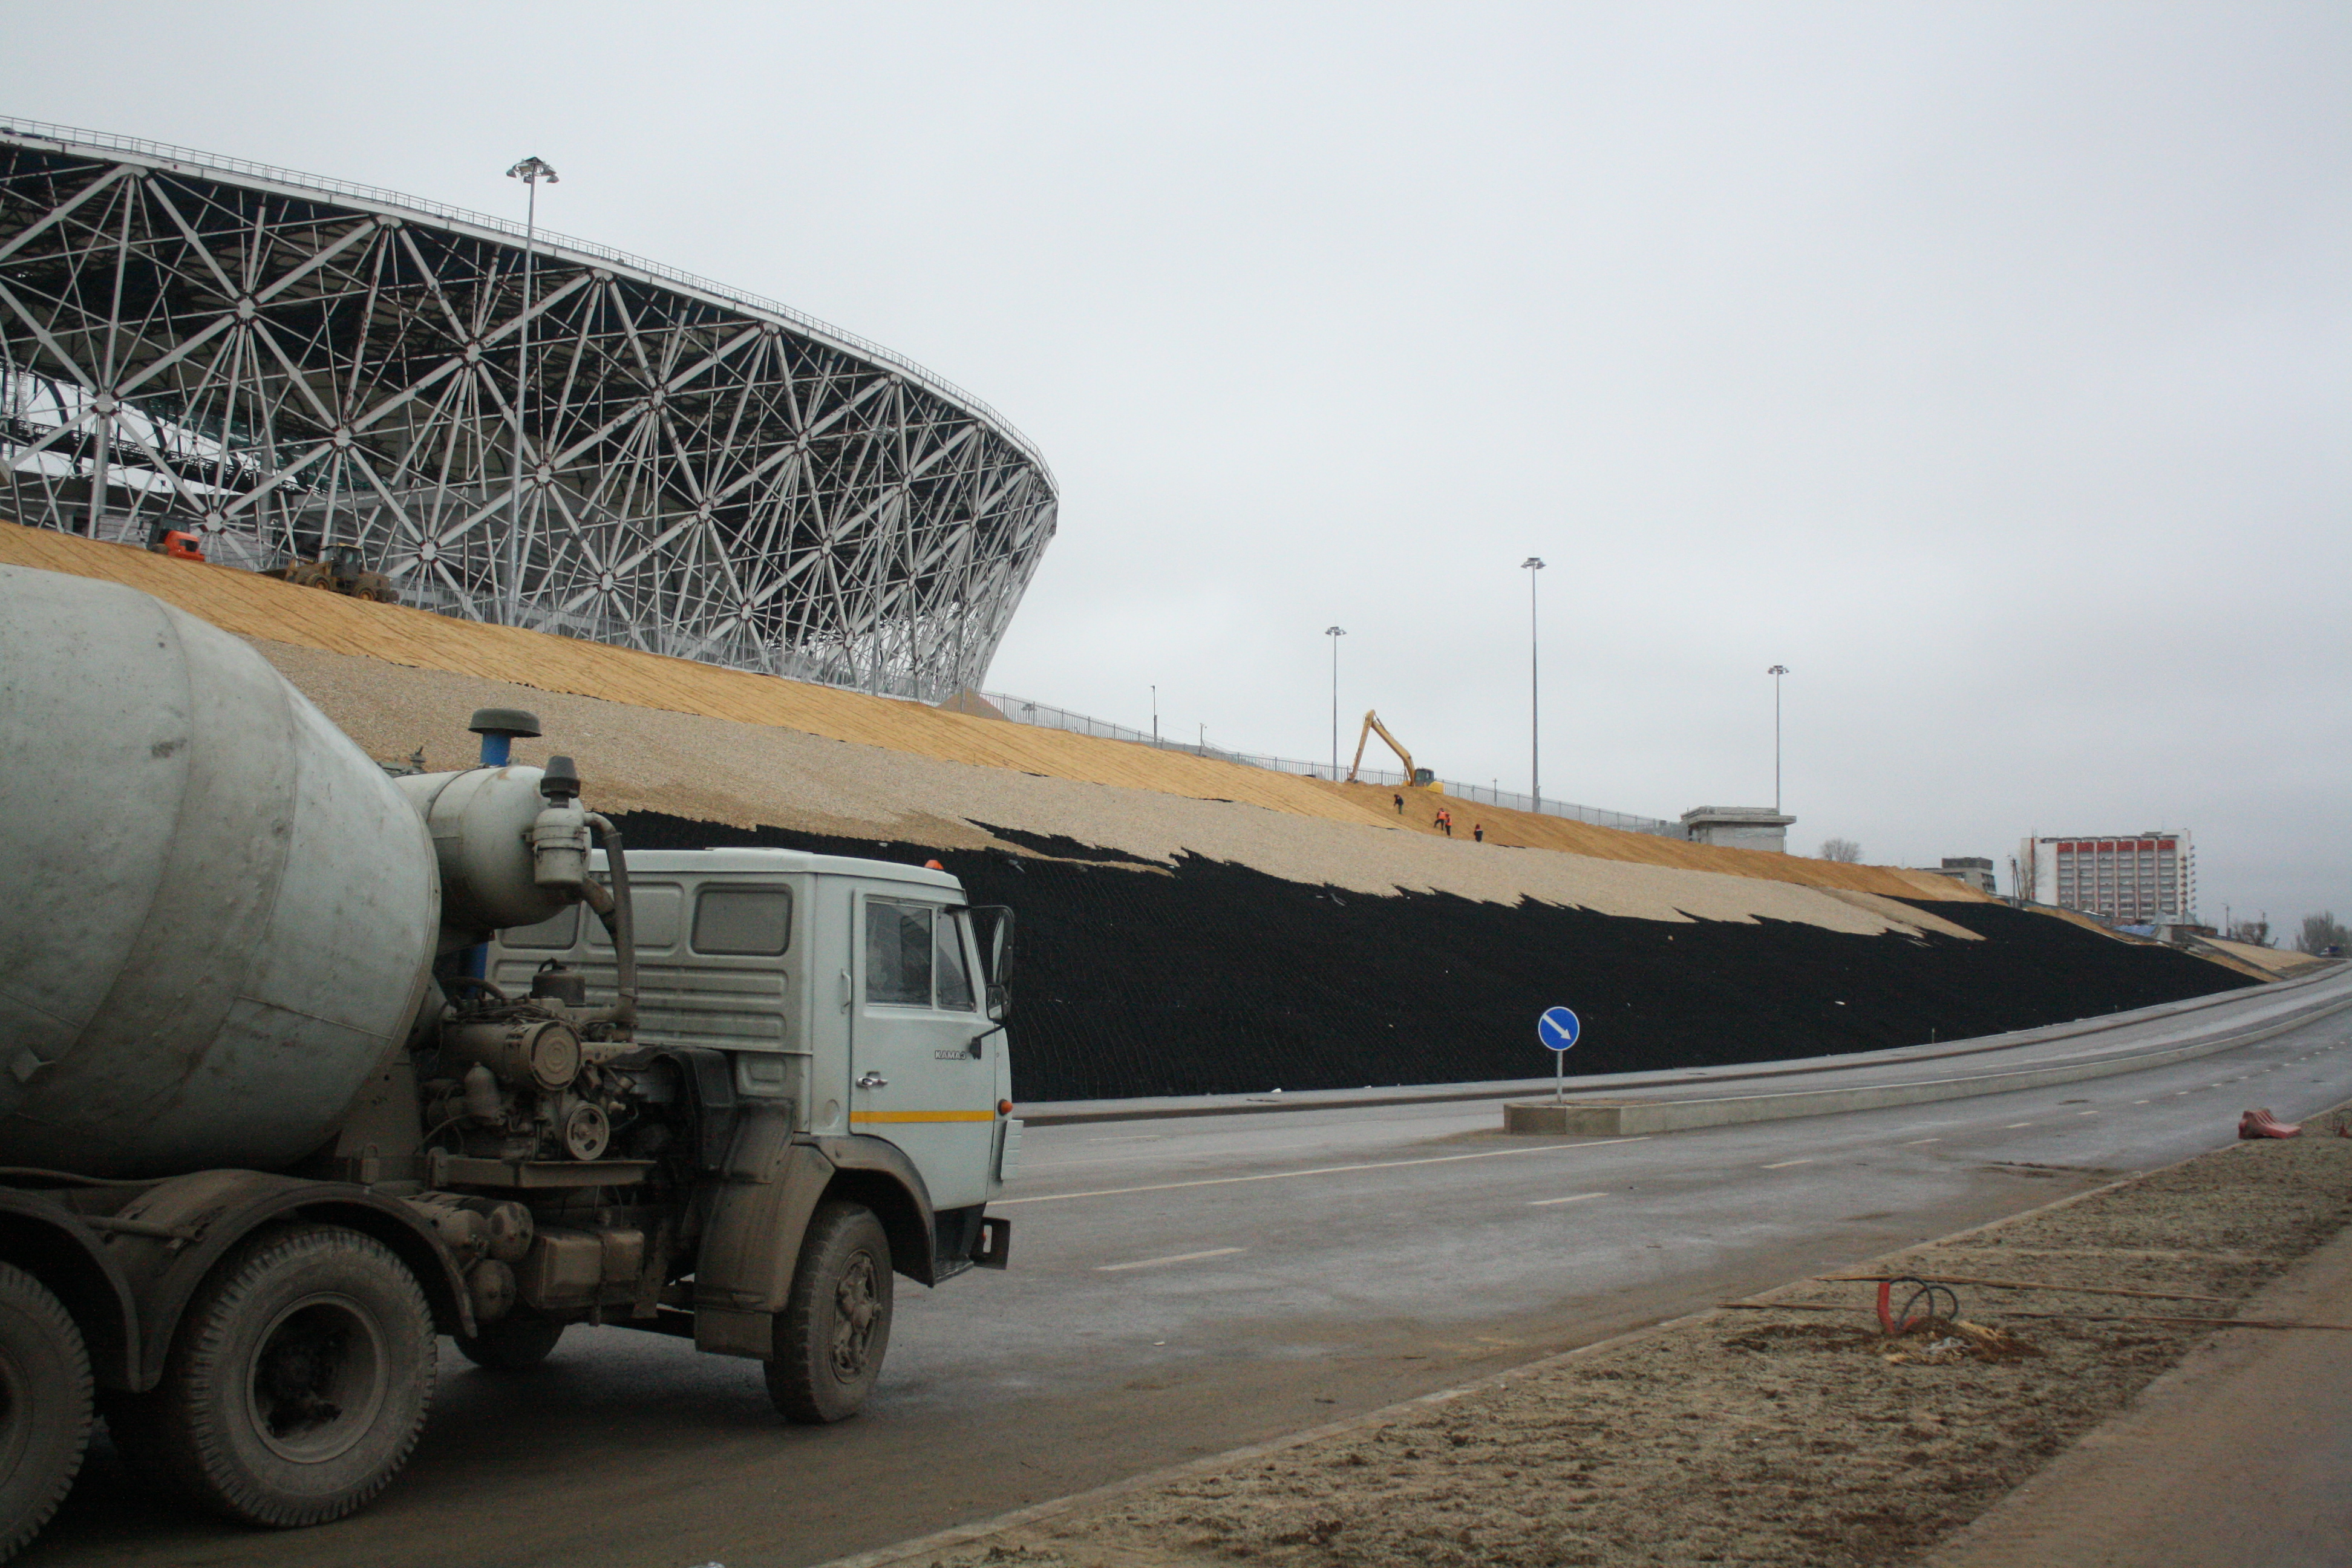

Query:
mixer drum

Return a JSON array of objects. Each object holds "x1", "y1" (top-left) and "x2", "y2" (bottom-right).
[{"x1": 0, "y1": 567, "x2": 440, "y2": 1175}]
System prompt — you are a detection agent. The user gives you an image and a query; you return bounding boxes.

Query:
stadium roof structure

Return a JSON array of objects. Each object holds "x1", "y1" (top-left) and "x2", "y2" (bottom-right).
[{"x1": 0, "y1": 120, "x2": 1057, "y2": 699}]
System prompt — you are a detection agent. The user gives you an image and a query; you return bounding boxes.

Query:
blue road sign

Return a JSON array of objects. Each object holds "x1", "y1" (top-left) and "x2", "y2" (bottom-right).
[{"x1": 1538, "y1": 1007, "x2": 1581, "y2": 1051}]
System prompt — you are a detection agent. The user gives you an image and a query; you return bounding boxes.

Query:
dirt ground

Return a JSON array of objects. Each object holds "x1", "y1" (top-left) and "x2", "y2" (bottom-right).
[{"x1": 905, "y1": 1108, "x2": 2352, "y2": 1568}]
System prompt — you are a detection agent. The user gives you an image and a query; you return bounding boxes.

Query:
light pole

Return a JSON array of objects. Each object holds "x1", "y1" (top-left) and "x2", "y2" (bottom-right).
[
  {"x1": 504, "y1": 155, "x2": 559, "y2": 626},
  {"x1": 1767, "y1": 664, "x2": 1789, "y2": 813},
  {"x1": 1151, "y1": 684, "x2": 1158, "y2": 746},
  {"x1": 1325, "y1": 626, "x2": 1345, "y2": 777},
  {"x1": 1521, "y1": 558, "x2": 1545, "y2": 808}
]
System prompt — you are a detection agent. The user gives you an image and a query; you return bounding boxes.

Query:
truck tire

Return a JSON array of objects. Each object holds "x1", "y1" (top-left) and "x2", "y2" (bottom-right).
[
  {"x1": 136, "y1": 1224, "x2": 435, "y2": 1527},
  {"x1": 0, "y1": 1263, "x2": 92, "y2": 1561},
  {"x1": 455, "y1": 1313, "x2": 565, "y2": 1370},
  {"x1": 765, "y1": 1201, "x2": 892, "y2": 1423}
]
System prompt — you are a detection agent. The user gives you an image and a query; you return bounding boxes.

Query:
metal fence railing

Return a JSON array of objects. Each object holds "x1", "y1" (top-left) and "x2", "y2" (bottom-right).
[{"x1": 982, "y1": 692, "x2": 1685, "y2": 837}]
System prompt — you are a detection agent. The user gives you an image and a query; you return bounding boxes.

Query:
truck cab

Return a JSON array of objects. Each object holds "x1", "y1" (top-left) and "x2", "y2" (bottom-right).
[{"x1": 491, "y1": 848, "x2": 1020, "y2": 1312}]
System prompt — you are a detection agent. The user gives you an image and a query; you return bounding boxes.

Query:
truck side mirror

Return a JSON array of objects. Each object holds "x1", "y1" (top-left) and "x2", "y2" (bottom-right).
[{"x1": 965, "y1": 906, "x2": 1014, "y2": 1019}]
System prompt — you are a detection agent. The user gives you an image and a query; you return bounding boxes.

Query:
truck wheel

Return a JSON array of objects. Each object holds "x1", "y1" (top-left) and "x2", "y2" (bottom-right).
[
  {"x1": 456, "y1": 1313, "x2": 565, "y2": 1370},
  {"x1": 141, "y1": 1224, "x2": 434, "y2": 1527},
  {"x1": 0, "y1": 1263, "x2": 92, "y2": 1561},
  {"x1": 766, "y1": 1201, "x2": 892, "y2": 1423}
]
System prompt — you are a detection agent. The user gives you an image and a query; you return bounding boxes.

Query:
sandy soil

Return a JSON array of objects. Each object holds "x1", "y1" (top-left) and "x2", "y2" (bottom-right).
[
  {"x1": 245, "y1": 636, "x2": 1984, "y2": 944},
  {"x1": 913, "y1": 1109, "x2": 2352, "y2": 1568},
  {"x1": 2204, "y1": 939, "x2": 2330, "y2": 978}
]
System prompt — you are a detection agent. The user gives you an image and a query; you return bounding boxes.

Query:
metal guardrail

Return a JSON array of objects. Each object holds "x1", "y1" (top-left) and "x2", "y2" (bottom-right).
[
  {"x1": 982, "y1": 691, "x2": 1685, "y2": 837},
  {"x1": 0, "y1": 118, "x2": 1053, "y2": 483}
]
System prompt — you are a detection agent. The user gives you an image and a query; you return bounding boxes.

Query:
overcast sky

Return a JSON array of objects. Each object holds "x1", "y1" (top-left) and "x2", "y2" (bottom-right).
[{"x1": 7, "y1": 2, "x2": 2345, "y2": 930}]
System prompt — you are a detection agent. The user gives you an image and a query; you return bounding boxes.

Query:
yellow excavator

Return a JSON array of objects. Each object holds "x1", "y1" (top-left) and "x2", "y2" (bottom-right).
[{"x1": 1345, "y1": 710, "x2": 1441, "y2": 791}]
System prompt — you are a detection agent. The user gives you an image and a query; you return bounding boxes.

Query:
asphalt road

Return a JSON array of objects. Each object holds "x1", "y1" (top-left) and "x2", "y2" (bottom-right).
[{"x1": 38, "y1": 972, "x2": 2352, "y2": 1568}]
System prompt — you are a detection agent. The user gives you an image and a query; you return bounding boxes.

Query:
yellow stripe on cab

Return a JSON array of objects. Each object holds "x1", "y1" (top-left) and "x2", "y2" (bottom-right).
[{"x1": 850, "y1": 1110, "x2": 998, "y2": 1123}]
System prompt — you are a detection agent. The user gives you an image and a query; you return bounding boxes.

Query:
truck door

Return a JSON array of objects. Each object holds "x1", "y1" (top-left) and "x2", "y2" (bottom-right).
[{"x1": 851, "y1": 892, "x2": 998, "y2": 1210}]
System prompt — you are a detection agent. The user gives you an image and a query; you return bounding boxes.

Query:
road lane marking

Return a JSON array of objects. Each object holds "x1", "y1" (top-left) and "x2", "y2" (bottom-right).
[
  {"x1": 2077, "y1": 1110, "x2": 2100, "y2": 1116},
  {"x1": 2005, "y1": 1123, "x2": 2033, "y2": 1128},
  {"x1": 996, "y1": 1136, "x2": 1652, "y2": 1206},
  {"x1": 1760, "y1": 1158, "x2": 1812, "y2": 1169},
  {"x1": 1528, "y1": 1192, "x2": 1607, "y2": 1206},
  {"x1": 2132, "y1": 1099, "x2": 2149, "y2": 1105},
  {"x1": 1901, "y1": 1137, "x2": 1942, "y2": 1145},
  {"x1": 1097, "y1": 1247, "x2": 1246, "y2": 1272}
]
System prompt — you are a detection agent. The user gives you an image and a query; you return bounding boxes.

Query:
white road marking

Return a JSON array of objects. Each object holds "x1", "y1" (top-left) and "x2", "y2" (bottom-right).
[
  {"x1": 998, "y1": 1136, "x2": 1652, "y2": 1206},
  {"x1": 1901, "y1": 1137, "x2": 1942, "y2": 1145},
  {"x1": 2005, "y1": 1122, "x2": 2033, "y2": 1128},
  {"x1": 1760, "y1": 1158, "x2": 1812, "y2": 1169},
  {"x1": 1097, "y1": 1247, "x2": 1246, "y2": 1272},
  {"x1": 2132, "y1": 1099, "x2": 2149, "y2": 1105},
  {"x1": 2078, "y1": 1110, "x2": 2100, "y2": 1116},
  {"x1": 1528, "y1": 1192, "x2": 1608, "y2": 1207},
  {"x1": 1086, "y1": 1134, "x2": 1167, "y2": 1144}
]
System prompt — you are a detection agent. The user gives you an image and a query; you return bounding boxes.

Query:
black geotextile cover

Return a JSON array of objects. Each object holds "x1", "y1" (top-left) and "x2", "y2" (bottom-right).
[{"x1": 607, "y1": 811, "x2": 2255, "y2": 1103}]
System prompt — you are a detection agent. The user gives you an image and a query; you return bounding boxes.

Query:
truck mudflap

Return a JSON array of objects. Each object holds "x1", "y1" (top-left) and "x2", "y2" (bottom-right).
[
  {"x1": 927, "y1": 1206, "x2": 1011, "y2": 1278},
  {"x1": 0, "y1": 1186, "x2": 143, "y2": 1388},
  {"x1": 693, "y1": 1104, "x2": 835, "y2": 1344}
]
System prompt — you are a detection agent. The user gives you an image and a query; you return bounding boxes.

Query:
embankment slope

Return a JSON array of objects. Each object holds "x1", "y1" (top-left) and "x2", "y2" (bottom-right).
[{"x1": 0, "y1": 532, "x2": 2254, "y2": 1099}]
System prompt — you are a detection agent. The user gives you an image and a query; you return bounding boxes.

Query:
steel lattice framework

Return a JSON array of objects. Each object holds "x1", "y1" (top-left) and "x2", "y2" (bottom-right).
[{"x1": 0, "y1": 122, "x2": 1057, "y2": 699}]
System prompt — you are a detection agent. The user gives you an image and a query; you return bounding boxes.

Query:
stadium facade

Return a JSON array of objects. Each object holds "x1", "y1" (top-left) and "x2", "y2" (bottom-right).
[{"x1": 0, "y1": 122, "x2": 1057, "y2": 700}]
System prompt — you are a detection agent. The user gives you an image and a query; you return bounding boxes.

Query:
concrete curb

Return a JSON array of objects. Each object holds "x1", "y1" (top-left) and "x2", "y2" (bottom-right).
[
  {"x1": 810, "y1": 1105, "x2": 2342, "y2": 1568},
  {"x1": 1503, "y1": 989, "x2": 2352, "y2": 1135}
]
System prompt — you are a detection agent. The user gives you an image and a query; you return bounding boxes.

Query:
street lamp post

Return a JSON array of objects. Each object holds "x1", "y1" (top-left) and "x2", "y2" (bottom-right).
[
  {"x1": 1151, "y1": 684, "x2": 1158, "y2": 746},
  {"x1": 1521, "y1": 558, "x2": 1545, "y2": 808},
  {"x1": 1767, "y1": 664, "x2": 1789, "y2": 813},
  {"x1": 1325, "y1": 626, "x2": 1346, "y2": 777},
  {"x1": 504, "y1": 155, "x2": 559, "y2": 626}
]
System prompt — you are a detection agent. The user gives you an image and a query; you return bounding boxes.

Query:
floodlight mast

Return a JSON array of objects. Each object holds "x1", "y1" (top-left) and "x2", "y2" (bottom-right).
[
  {"x1": 1325, "y1": 626, "x2": 1346, "y2": 776},
  {"x1": 505, "y1": 155, "x2": 559, "y2": 626},
  {"x1": 1768, "y1": 664, "x2": 1789, "y2": 813},
  {"x1": 1521, "y1": 558, "x2": 1545, "y2": 808}
]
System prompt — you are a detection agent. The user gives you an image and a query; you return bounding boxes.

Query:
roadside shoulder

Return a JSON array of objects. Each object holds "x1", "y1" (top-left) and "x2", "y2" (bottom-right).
[{"x1": 825, "y1": 1105, "x2": 2352, "y2": 1568}]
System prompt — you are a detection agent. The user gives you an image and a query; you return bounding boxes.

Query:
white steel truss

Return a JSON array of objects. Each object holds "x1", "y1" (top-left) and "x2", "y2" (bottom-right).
[{"x1": 0, "y1": 123, "x2": 1057, "y2": 699}]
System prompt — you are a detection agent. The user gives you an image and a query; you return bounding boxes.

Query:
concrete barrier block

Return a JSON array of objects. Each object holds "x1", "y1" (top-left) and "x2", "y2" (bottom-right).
[{"x1": 1504, "y1": 1101, "x2": 1628, "y2": 1135}]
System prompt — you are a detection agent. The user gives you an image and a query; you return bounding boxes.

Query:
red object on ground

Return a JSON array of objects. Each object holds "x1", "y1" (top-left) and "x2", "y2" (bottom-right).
[
  {"x1": 2239, "y1": 1108, "x2": 2302, "y2": 1139},
  {"x1": 155, "y1": 530, "x2": 204, "y2": 561},
  {"x1": 1875, "y1": 1280, "x2": 1936, "y2": 1335}
]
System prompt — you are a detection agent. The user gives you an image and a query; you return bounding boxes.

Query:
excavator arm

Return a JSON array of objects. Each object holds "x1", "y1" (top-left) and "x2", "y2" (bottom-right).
[{"x1": 1345, "y1": 710, "x2": 1417, "y2": 785}]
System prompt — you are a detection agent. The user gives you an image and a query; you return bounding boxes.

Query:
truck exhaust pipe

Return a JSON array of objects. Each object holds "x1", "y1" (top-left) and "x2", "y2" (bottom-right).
[{"x1": 580, "y1": 812, "x2": 638, "y2": 1036}]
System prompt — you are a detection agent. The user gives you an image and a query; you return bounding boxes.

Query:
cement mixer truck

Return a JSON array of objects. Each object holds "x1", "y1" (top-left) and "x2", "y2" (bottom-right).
[{"x1": 0, "y1": 566, "x2": 1019, "y2": 1557}]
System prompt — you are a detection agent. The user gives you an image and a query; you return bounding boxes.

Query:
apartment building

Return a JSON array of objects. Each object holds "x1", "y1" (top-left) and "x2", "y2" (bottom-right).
[{"x1": 2016, "y1": 832, "x2": 2196, "y2": 923}]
